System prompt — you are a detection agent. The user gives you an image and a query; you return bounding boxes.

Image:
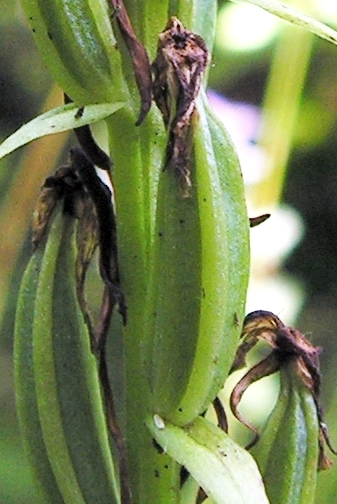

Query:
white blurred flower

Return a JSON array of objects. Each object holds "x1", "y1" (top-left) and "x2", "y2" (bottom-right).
[
  {"x1": 208, "y1": 90, "x2": 265, "y2": 185},
  {"x1": 208, "y1": 90, "x2": 304, "y2": 323}
]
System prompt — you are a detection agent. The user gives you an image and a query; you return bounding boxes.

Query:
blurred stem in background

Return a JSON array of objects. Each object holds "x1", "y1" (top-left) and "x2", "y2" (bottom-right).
[
  {"x1": 248, "y1": 1, "x2": 314, "y2": 211},
  {"x1": 0, "y1": 84, "x2": 69, "y2": 324},
  {"x1": 214, "y1": 0, "x2": 333, "y2": 463}
]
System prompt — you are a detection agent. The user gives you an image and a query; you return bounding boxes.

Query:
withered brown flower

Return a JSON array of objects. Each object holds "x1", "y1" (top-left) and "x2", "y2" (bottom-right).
[
  {"x1": 229, "y1": 310, "x2": 336, "y2": 468},
  {"x1": 152, "y1": 17, "x2": 209, "y2": 193}
]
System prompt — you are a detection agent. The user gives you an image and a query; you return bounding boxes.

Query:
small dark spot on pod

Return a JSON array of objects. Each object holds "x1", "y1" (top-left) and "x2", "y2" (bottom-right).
[{"x1": 152, "y1": 439, "x2": 164, "y2": 454}]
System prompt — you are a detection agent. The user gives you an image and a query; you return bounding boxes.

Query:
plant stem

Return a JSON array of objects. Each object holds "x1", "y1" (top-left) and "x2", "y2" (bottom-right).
[{"x1": 106, "y1": 109, "x2": 179, "y2": 502}]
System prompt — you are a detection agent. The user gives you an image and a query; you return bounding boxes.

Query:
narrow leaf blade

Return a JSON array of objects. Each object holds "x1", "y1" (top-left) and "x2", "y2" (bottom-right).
[
  {"x1": 147, "y1": 416, "x2": 270, "y2": 504},
  {"x1": 0, "y1": 101, "x2": 125, "y2": 160},
  {"x1": 232, "y1": 0, "x2": 337, "y2": 46}
]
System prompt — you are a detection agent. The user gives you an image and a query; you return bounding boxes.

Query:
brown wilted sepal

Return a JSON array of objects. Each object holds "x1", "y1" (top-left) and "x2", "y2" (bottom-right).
[
  {"x1": 229, "y1": 310, "x2": 336, "y2": 464},
  {"x1": 152, "y1": 17, "x2": 210, "y2": 193}
]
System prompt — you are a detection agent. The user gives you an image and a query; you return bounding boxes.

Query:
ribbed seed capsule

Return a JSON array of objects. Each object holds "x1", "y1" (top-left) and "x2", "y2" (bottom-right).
[
  {"x1": 173, "y1": 99, "x2": 250, "y2": 423},
  {"x1": 15, "y1": 204, "x2": 120, "y2": 504},
  {"x1": 230, "y1": 311, "x2": 336, "y2": 504},
  {"x1": 148, "y1": 18, "x2": 249, "y2": 426},
  {"x1": 36, "y1": 208, "x2": 120, "y2": 503},
  {"x1": 251, "y1": 364, "x2": 319, "y2": 504},
  {"x1": 14, "y1": 223, "x2": 64, "y2": 504},
  {"x1": 148, "y1": 99, "x2": 249, "y2": 425},
  {"x1": 21, "y1": 0, "x2": 127, "y2": 104}
]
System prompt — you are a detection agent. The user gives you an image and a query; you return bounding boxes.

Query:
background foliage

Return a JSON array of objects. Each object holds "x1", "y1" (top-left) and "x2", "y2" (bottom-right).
[{"x1": 1, "y1": 1, "x2": 337, "y2": 502}]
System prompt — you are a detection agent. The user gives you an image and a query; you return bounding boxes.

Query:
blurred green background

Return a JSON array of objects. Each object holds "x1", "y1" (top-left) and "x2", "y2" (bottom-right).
[{"x1": 1, "y1": 1, "x2": 337, "y2": 502}]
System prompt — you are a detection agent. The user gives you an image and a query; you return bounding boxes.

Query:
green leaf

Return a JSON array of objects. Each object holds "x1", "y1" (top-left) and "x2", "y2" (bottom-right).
[
  {"x1": 147, "y1": 415, "x2": 270, "y2": 504},
  {"x1": 231, "y1": 0, "x2": 337, "y2": 46},
  {"x1": 0, "y1": 101, "x2": 125, "y2": 160}
]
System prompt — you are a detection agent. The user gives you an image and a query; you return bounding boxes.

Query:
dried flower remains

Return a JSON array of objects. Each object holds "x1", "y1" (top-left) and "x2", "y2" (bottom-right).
[{"x1": 229, "y1": 310, "x2": 337, "y2": 468}]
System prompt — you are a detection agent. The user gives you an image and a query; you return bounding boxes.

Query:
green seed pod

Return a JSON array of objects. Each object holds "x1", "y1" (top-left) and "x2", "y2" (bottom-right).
[
  {"x1": 15, "y1": 204, "x2": 120, "y2": 504},
  {"x1": 148, "y1": 94, "x2": 249, "y2": 425},
  {"x1": 21, "y1": 0, "x2": 127, "y2": 104},
  {"x1": 229, "y1": 312, "x2": 334, "y2": 504},
  {"x1": 14, "y1": 220, "x2": 64, "y2": 504},
  {"x1": 251, "y1": 363, "x2": 319, "y2": 504}
]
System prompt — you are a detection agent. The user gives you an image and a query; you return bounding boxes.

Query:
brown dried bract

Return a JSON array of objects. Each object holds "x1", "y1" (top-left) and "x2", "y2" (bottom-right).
[
  {"x1": 111, "y1": 0, "x2": 152, "y2": 125},
  {"x1": 32, "y1": 186, "x2": 60, "y2": 249},
  {"x1": 75, "y1": 191, "x2": 99, "y2": 342},
  {"x1": 70, "y1": 148, "x2": 127, "y2": 342},
  {"x1": 249, "y1": 214, "x2": 270, "y2": 228},
  {"x1": 32, "y1": 158, "x2": 100, "y2": 338},
  {"x1": 229, "y1": 310, "x2": 336, "y2": 463},
  {"x1": 70, "y1": 148, "x2": 130, "y2": 504},
  {"x1": 32, "y1": 149, "x2": 126, "y2": 347},
  {"x1": 32, "y1": 165, "x2": 82, "y2": 249},
  {"x1": 152, "y1": 17, "x2": 209, "y2": 193},
  {"x1": 64, "y1": 94, "x2": 111, "y2": 170}
]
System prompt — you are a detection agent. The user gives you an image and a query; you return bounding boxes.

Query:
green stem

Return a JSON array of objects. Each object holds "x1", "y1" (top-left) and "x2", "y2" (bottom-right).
[
  {"x1": 104, "y1": 5, "x2": 218, "y2": 501},
  {"x1": 106, "y1": 108, "x2": 179, "y2": 503}
]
